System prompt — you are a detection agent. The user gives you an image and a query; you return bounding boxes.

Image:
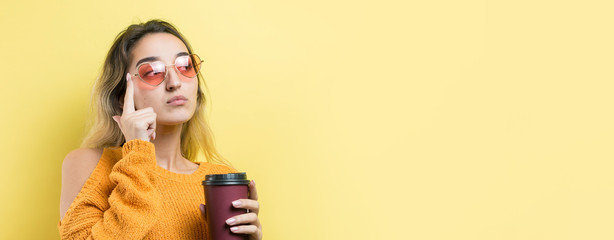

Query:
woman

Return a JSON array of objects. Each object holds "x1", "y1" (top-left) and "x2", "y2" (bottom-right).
[{"x1": 58, "y1": 20, "x2": 262, "y2": 239}]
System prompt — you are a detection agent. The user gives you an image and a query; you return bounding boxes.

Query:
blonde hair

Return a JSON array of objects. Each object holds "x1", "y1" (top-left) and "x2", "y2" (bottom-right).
[{"x1": 81, "y1": 19, "x2": 230, "y2": 166}]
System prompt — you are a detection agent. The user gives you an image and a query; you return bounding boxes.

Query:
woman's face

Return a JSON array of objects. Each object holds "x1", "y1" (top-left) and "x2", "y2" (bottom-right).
[{"x1": 127, "y1": 32, "x2": 199, "y2": 125}]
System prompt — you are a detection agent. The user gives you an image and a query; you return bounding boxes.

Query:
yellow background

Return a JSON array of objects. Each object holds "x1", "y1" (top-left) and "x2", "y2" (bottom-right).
[{"x1": 1, "y1": 0, "x2": 613, "y2": 239}]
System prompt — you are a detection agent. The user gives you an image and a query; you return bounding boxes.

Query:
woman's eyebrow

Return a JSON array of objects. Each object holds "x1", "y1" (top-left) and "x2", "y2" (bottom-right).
[
  {"x1": 136, "y1": 56, "x2": 160, "y2": 67},
  {"x1": 135, "y1": 52, "x2": 189, "y2": 66}
]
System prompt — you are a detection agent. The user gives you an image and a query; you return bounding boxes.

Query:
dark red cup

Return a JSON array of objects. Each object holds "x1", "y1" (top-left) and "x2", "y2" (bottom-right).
[{"x1": 202, "y1": 172, "x2": 250, "y2": 240}]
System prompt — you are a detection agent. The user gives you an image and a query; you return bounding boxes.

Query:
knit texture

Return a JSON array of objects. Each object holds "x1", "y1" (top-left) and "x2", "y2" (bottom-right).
[{"x1": 58, "y1": 139, "x2": 237, "y2": 239}]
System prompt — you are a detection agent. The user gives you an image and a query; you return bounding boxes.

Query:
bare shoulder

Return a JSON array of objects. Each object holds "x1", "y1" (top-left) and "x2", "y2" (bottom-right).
[
  {"x1": 62, "y1": 148, "x2": 104, "y2": 174},
  {"x1": 60, "y1": 148, "x2": 104, "y2": 220}
]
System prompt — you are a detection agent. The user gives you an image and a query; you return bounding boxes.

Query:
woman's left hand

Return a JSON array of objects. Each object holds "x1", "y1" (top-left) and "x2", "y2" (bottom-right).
[{"x1": 200, "y1": 180, "x2": 263, "y2": 240}]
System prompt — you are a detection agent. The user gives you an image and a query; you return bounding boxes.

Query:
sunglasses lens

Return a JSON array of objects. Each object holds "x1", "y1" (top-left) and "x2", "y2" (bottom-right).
[
  {"x1": 175, "y1": 55, "x2": 201, "y2": 78},
  {"x1": 191, "y1": 54, "x2": 202, "y2": 74},
  {"x1": 138, "y1": 62, "x2": 166, "y2": 85}
]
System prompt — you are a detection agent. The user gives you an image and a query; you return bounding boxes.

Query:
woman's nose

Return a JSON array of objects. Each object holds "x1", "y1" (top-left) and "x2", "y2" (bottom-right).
[{"x1": 165, "y1": 67, "x2": 182, "y2": 91}]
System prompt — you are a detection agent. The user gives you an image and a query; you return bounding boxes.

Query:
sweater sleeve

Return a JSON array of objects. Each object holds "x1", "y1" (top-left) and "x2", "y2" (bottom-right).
[{"x1": 59, "y1": 139, "x2": 161, "y2": 240}]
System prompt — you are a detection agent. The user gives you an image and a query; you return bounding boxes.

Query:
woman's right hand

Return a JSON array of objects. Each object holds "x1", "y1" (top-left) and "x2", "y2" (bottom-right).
[{"x1": 112, "y1": 73, "x2": 157, "y2": 142}]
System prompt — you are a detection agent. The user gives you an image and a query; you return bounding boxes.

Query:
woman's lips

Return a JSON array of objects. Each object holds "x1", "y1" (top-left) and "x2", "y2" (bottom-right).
[
  {"x1": 167, "y1": 99, "x2": 187, "y2": 106},
  {"x1": 167, "y1": 95, "x2": 188, "y2": 105}
]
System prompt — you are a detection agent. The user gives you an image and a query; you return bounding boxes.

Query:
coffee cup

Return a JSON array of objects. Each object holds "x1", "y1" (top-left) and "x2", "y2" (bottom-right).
[{"x1": 202, "y1": 172, "x2": 250, "y2": 240}]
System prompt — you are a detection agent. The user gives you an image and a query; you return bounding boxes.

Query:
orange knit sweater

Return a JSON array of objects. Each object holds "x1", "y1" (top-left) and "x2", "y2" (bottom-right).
[{"x1": 58, "y1": 139, "x2": 236, "y2": 239}]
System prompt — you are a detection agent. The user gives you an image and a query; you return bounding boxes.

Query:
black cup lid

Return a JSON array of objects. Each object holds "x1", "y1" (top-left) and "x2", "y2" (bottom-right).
[{"x1": 202, "y1": 172, "x2": 250, "y2": 186}]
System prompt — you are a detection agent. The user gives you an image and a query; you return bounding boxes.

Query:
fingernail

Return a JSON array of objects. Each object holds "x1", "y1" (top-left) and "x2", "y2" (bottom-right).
[
  {"x1": 230, "y1": 227, "x2": 239, "y2": 232},
  {"x1": 232, "y1": 200, "x2": 242, "y2": 207},
  {"x1": 226, "y1": 218, "x2": 236, "y2": 225},
  {"x1": 200, "y1": 204, "x2": 205, "y2": 211}
]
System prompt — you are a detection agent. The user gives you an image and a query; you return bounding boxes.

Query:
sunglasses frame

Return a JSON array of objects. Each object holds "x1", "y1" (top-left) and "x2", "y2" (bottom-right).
[{"x1": 130, "y1": 54, "x2": 203, "y2": 87}]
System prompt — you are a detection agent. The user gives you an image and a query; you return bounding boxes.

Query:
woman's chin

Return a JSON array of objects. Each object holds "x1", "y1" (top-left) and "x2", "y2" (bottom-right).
[{"x1": 156, "y1": 117, "x2": 191, "y2": 126}]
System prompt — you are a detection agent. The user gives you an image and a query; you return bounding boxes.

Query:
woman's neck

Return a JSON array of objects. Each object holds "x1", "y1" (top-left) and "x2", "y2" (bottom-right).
[{"x1": 150, "y1": 123, "x2": 198, "y2": 173}]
